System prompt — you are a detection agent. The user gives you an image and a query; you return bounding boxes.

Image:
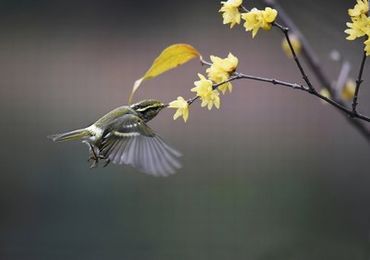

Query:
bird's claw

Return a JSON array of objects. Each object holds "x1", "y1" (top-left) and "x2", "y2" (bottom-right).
[
  {"x1": 86, "y1": 143, "x2": 108, "y2": 169},
  {"x1": 87, "y1": 154, "x2": 107, "y2": 168}
]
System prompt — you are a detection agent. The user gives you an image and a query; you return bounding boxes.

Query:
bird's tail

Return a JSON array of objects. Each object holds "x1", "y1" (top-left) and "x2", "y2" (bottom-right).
[{"x1": 48, "y1": 128, "x2": 91, "y2": 142}]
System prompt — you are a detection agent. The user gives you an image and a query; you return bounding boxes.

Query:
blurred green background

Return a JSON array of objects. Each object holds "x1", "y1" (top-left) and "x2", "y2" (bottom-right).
[{"x1": 1, "y1": 0, "x2": 370, "y2": 259}]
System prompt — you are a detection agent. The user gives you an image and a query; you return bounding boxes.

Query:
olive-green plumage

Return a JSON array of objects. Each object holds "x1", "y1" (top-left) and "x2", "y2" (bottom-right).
[
  {"x1": 48, "y1": 99, "x2": 181, "y2": 176},
  {"x1": 93, "y1": 106, "x2": 132, "y2": 128}
]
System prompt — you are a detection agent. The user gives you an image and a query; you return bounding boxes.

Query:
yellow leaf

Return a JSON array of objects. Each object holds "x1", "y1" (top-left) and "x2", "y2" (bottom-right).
[{"x1": 128, "y1": 43, "x2": 200, "y2": 103}]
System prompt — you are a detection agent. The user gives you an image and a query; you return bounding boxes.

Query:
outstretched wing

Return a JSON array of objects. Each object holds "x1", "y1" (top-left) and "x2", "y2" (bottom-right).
[{"x1": 99, "y1": 114, "x2": 181, "y2": 176}]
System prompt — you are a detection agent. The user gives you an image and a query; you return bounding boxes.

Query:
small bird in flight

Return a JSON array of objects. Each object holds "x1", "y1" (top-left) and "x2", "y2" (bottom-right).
[{"x1": 48, "y1": 99, "x2": 181, "y2": 176}]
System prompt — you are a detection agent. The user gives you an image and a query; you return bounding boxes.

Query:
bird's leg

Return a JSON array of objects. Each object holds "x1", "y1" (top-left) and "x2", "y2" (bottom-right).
[
  {"x1": 97, "y1": 149, "x2": 109, "y2": 168},
  {"x1": 86, "y1": 143, "x2": 100, "y2": 168},
  {"x1": 94, "y1": 147, "x2": 106, "y2": 160},
  {"x1": 87, "y1": 144, "x2": 107, "y2": 168}
]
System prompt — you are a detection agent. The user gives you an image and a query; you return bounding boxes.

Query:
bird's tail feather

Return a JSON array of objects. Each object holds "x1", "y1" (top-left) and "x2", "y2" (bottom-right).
[{"x1": 48, "y1": 129, "x2": 91, "y2": 142}]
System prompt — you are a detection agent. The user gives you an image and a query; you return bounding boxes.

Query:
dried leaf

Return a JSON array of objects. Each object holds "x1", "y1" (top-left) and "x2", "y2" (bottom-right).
[{"x1": 129, "y1": 43, "x2": 200, "y2": 103}]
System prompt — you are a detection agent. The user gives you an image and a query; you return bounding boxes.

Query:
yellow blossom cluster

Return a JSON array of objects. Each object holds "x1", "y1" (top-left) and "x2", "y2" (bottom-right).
[
  {"x1": 219, "y1": 0, "x2": 278, "y2": 38},
  {"x1": 169, "y1": 53, "x2": 239, "y2": 122},
  {"x1": 206, "y1": 53, "x2": 238, "y2": 94},
  {"x1": 345, "y1": 0, "x2": 370, "y2": 55}
]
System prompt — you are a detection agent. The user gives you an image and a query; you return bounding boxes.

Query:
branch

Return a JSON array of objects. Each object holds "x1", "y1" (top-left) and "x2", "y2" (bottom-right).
[
  {"x1": 352, "y1": 51, "x2": 367, "y2": 113},
  {"x1": 264, "y1": 0, "x2": 333, "y2": 91},
  {"x1": 234, "y1": 73, "x2": 370, "y2": 122},
  {"x1": 186, "y1": 67, "x2": 370, "y2": 123},
  {"x1": 263, "y1": 0, "x2": 370, "y2": 142},
  {"x1": 273, "y1": 22, "x2": 316, "y2": 92}
]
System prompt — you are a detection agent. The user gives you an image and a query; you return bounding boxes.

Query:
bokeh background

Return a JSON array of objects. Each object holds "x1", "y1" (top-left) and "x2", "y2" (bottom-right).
[{"x1": 1, "y1": 0, "x2": 370, "y2": 259}]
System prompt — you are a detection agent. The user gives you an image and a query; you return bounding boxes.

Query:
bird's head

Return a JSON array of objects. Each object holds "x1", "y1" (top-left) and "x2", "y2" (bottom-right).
[{"x1": 130, "y1": 99, "x2": 166, "y2": 122}]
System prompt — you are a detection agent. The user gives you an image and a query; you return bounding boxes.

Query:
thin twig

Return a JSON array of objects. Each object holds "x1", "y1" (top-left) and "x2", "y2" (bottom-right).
[
  {"x1": 264, "y1": 0, "x2": 333, "y2": 92},
  {"x1": 235, "y1": 73, "x2": 370, "y2": 122},
  {"x1": 240, "y1": 5, "x2": 249, "y2": 12},
  {"x1": 352, "y1": 51, "x2": 367, "y2": 113},
  {"x1": 273, "y1": 22, "x2": 315, "y2": 92},
  {"x1": 200, "y1": 56, "x2": 212, "y2": 67},
  {"x1": 264, "y1": 0, "x2": 370, "y2": 142}
]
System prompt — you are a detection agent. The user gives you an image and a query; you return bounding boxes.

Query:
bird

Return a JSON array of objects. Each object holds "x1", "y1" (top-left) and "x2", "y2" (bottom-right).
[{"x1": 48, "y1": 99, "x2": 182, "y2": 176}]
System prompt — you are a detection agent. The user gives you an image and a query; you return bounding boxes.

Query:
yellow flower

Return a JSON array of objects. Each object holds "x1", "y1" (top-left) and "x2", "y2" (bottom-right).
[
  {"x1": 192, "y1": 74, "x2": 213, "y2": 97},
  {"x1": 169, "y1": 96, "x2": 189, "y2": 122},
  {"x1": 262, "y1": 7, "x2": 278, "y2": 25},
  {"x1": 201, "y1": 90, "x2": 221, "y2": 110},
  {"x1": 281, "y1": 34, "x2": 302, "y2": 58},
  {"x1": 345, "y1": 1, "x2": 370, "y2": 51},
  {"x1": 241, "y1": 9, "x2": 262, "y2": 38},
  {"x1": 348, "y1": 0, "x2": 369, "y2": 17},
  {"x1": 341, "y1": 79, "x2": 356, "y2": 101},
  {"x1": 319, "y1": 88, "x2": 331, "y2": 105},
  {"x1": 206, "y1": 53, "x2": 238, "y2": 94},
  {"x1": 208, "y1": 69, "x2": 233, "y2": 94},
  {"x1": 211, "y1": 52, "x2": 239, "y2": 73},
  {"x1": 345, "y1": 14, "x2": 370, "y2": 40},
  {"x1": 241, "y1": 7, "x2": 278, "y2": 38},
  {"x1": 365, "y1": 37, "x2": 370, "y2": 56},
  {"x1": 191, "y1": 74, "x2": 221, "y2": 110},
  {"x1": 219, "y1": 0, "x2": 243, "y2": 28}
]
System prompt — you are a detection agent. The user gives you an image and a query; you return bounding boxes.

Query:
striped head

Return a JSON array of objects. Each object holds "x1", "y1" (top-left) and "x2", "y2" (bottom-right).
[{"x1": 130, "y1": 99, "x2": 166, "y2": 122}]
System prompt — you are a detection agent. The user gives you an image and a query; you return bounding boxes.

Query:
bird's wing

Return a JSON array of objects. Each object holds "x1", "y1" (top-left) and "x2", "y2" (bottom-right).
[{"x1": 99, "y1": 114, "x2": 181, "y2": 176}]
